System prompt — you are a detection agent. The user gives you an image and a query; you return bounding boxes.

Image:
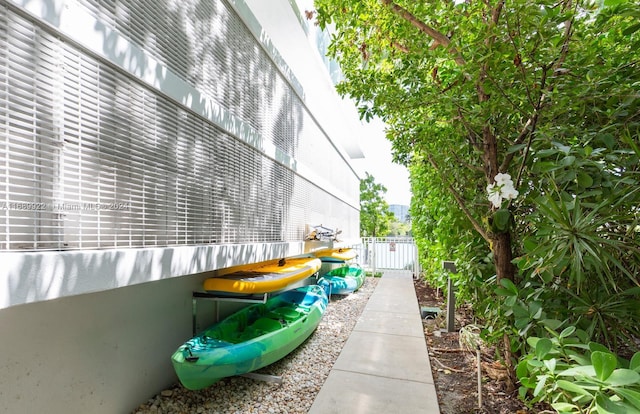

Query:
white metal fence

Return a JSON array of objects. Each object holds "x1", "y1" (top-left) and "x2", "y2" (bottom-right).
[{"x1": 353, "y1": 237, "x2": 419, "y2": 275}]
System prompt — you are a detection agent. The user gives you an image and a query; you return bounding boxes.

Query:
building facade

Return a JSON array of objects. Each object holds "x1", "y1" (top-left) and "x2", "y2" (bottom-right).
[
  {"x1": 389, "y1": 204, "x2": 410, "y2": 223},
  {"x1": 0, "y1": 0, "x2": 364, "y2": 412}
]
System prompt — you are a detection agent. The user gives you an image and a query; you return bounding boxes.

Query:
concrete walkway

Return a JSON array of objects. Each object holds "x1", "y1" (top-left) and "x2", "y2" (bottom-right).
[{"x1": 309, "y1": 270, "x2": 441, "y2": 414}]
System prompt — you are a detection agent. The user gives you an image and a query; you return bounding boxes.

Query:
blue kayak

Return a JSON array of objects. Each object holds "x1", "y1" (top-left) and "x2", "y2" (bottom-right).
[{"x1": 318, "y1": 265, "x2": 365, "y2": 295}]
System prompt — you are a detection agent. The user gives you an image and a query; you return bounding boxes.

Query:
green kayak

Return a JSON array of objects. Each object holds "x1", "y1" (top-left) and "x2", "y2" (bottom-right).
[
  {"x1": 318, "y1": 265, "x2": 365, "y2": 295},
  {"x1": 171, "y1": 285, "x2": 328, "y2": 390}
]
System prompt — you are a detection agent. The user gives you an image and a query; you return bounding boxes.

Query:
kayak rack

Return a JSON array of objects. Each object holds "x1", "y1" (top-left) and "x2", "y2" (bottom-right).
[
  {"x1": 240, "y1": 372, "x2": 283, "y2": 385},
  {"x1": 191, "y1": 291, "x2": 284, "y2": 386},
  {"x1": 191, "y1": 291, "x2": 269, "y2": 336}
]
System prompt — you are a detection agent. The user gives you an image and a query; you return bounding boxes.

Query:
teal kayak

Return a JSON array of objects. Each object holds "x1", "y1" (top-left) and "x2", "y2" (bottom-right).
[
  {"x1": 318, "y1": 265, "x2": 365, "y2": 295},
  {"x1": 171, "y1": 285, "x2": 328, "y2": 390}
]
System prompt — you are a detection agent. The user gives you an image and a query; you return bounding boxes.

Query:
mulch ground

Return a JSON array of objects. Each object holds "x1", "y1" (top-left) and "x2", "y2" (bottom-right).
[{"x1": 413, "y1": 277, "x2": 547, "y2": 414}]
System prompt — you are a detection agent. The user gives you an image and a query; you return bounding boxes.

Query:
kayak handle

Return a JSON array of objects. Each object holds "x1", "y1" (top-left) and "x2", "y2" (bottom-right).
[{"x1": 184, "y1": 346, "x2": 199, "y2": 363}]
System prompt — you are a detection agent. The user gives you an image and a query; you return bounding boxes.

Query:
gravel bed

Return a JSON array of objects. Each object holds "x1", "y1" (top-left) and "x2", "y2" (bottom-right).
[{"x1": 133, "y1": 277, "x2": 379, "y2": 414}]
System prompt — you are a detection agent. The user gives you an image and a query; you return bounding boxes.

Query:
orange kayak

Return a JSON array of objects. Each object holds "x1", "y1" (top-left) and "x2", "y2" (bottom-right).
[
  {"x1": 311, "y1": 247, "x2": 357, "y2": 263},
  {"x1": 203, "y1": 257, "x2": 321, "y2": 294}
]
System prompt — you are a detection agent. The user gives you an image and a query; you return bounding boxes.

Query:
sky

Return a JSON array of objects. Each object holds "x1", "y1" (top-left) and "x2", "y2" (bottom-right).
[{"x1": 350, "y1": 117, "x2": 413, "y2": 206}]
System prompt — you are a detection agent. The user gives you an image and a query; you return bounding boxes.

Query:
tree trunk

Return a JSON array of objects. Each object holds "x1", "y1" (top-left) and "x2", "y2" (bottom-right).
[
  {"x1": 492, "y1": 231, "x2": 515, "y2": 282},
  {"x1": 492, "y1": 230, "x2": 517, "y2": 390}
]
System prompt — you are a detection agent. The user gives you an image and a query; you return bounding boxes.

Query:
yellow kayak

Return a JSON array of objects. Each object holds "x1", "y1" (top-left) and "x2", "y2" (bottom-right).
[
  {"x1": 311, "y1": 247, "x2": 357, "y2": 263},
  {"x1": 203, "y1": 257, "x2": 322, "y2": 294}
]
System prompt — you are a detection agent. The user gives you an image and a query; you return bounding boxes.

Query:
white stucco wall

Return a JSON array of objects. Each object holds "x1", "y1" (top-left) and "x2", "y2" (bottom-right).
[
  {"x1": 0, "y1": 273, "x2": 215, "y2": 413},
  {"x1": 0, "y1": 242, "x2": 302, "y2": 311},
  {"x1": 0, "y1": 0, "x2": 363, "y2": 412}
]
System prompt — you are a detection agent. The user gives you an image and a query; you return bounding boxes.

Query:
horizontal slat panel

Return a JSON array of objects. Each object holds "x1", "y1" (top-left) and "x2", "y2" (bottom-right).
[{"x1": 0, "y1": 1, "x2": 360, "y2": 250}]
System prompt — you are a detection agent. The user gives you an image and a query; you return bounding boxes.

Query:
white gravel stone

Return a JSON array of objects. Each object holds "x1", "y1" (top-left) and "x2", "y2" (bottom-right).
[{"x1": 133, "y1": 277, "x2": 378, "y2": 414}]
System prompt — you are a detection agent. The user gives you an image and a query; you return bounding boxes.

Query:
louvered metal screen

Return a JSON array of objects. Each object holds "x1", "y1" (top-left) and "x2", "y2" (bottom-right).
[{"x1": 0, "y1": 0, "x2": 359, "y2": 250}]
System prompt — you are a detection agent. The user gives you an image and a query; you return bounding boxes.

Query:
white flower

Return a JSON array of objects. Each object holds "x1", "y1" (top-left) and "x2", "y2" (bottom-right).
[
  {"x1": 494, "y1": 173, "x2": 512, "y2": 185},
  {"x1": 487, "y1": 173, "x2": 518, "y2": 208}
]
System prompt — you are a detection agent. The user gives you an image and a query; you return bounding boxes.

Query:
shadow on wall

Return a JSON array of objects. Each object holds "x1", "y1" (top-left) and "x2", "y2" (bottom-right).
[
  {"x1": 92, "y1": 0, "x2": 299, "y2": 245},
  {"x1": 6, "y1": 0, "x2": 305, "y2": 249},
  {"x1": 2, "y1": 241, "x2": 299, "y2": 309}
]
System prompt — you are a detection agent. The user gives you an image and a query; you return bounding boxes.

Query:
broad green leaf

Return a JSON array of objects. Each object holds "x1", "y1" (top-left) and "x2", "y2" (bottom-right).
[
  {"x1": 630, "y1": 352, "x2": 640, "y2": 372},
  {"x1": 536, "y1": 338, "x2": 553, "y2": 360},
  {"x1": 615, "y1": 388, "x2": 640, "y2": 411},
  {"x1": 541, "y1": 319, "x2": 563, "y2": 330},
  {"x1": 560, "y1": 155, "x2": 576, "y2": 166},
  {"x1": 577, "y1": 171, "x2": 594, "y2": 188},
  {"x1": 499, "y1": 278, "x2": 518, "y2": 295},
  {"x1": 516, "y1": 360, "x2": 530, "y2": 379},
  {"x1": 553, "y1": 142, "x2": 572, "y2": 155},
  {"x1": 544, "y1": 358, "x2": 557, "y2": 373},
  {"x1": 595, "y1": 394, "x2": 638, "y2": 414},
  {"x1": 495, "y1": 287, "x2": 514, "y2": 297},
  {"x1": 560, "y1": 326, "x2": 576, "y2": 338},
  {"x1": 568, "y1": 352, "x2": 592, "y2": 366},
  {"x1": 605, "y1": 369, "x2": 640, "y2": 387},
  {"x1": 560, "y1": 365, "x2": 597, "y2": 377},
  {"x1": 522, "y1": 237, "x2": 539, "y2": 253},
  {"x1": 533, "y1": 374, "x2": 548, "y2": 397},
  {"x1": 520, "y1": 377, "x2": 535, "y2": 388},
  {"x1": 515, "y1": 318, "x2": 530, "y2": 330},
  {"x1": 492, "y1": 209, "x2": 511, "y2": 231},
  {"x1": 556, "y1": 379, "x2": 594, "y2": 397},
  {"x1": 590, "y1": 342, "x2": 612, "y2": 354},
  {"x1": 598, "y1": 133, "x2": 616, "y2": 149},
  {"x1": 592, "y1": 351, "x2": 617, "y2": 381},
  {"x1": 527, "y1": 337, "x2": 541, "y2": 348},
  {"x1": 551, "y1": 402, "x2": 579, "y2": 412},
  {"x1": 518, "y1": 386, "x2": 528, "y2": 400},
  {"x1": 529, "y1": 301, "x2": 543, "y2": 320}
]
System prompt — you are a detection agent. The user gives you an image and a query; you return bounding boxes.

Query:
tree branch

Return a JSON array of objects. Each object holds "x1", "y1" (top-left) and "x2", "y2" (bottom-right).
[
  {"x1": 391, "y1": 40, "x2": 410, "y2": 54},
  {"x1": 380, "y1": 0, "x2": 466, "y2": 66},
  {"x1": 455, "y1": 107, "x2": 483, "y2": 150},
  {"x1": 505, "y1": 12, "x2": 535, "y2": 108},
  {"x1": 500, "y1": 0, "x2": 574, "y2": 176},
  {"x1": 553, "y1": 0, "x2": 576, "y2": 71},
  {"x1": 427, "y1": 154, "x2": 490, "y2": 243},
  {"x1": 513, "y1": 66, "x2": 549, "y2": 188}
]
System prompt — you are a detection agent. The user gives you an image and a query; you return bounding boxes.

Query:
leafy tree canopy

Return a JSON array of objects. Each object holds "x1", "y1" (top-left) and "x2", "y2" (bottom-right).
[
  {"x1": 315, "y1": 0, "x2": 639, "y2": 286},
  {"x1": 360, "y1": 172, "x2": 395, "y2": 237}
]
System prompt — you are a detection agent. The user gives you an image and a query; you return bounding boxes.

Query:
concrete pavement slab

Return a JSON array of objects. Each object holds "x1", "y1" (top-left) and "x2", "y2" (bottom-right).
[
  {"x1": 363, "y1": 293, "x2": 420, "y2": 314},
  {"x1": 355, "y1": 309, "x2": 425, "y2": 337},
  {"x1": 310, "y1": 270, "x2": 440, "y2": 413},
  {"x1": 332, "y1": 330, "x2": 434, "y2": 383},
  {"x1": 308, "y1": 369, "x2": 440, "y2": 414}
]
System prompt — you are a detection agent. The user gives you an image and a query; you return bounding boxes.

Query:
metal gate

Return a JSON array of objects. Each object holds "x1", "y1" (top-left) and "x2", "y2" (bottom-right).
[{"x1": 354, "y1": 237, "x2": 420, "y2": 275}]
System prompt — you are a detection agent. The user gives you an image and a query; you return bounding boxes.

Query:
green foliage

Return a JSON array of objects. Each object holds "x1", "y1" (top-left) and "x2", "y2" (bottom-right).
[
  {"x1": 409, "y1": 160, "x2": 492, "y2": 303},
  {"x1": 517, "y1": 327, "x2": 640, "y2": 413},
  {"x1": 316, "y1": 0, "x2": 640, "y2": 380},
  {"x1": 564, "y1": 287, "x2": 640, "y2": 351},
  {"x1": 489, "y1": 273, "x2": 640, "y2": 360},
  {"x1": 514, "y1": 134, "x2": 640, "y2": 293},
  {"x1": 387, "y1": 218, "x2": 411, "y2": 237},
  {"x1": 360, "y1": 172, "x2": 394, "y2": 237}
]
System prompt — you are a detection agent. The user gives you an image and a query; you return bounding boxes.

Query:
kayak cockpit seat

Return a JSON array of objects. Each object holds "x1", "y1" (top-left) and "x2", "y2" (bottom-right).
[
  {"x1": 253, "y1": 317, "x2": 283, "y2": 332},
  {"x1": 239, "y1": 317, "x2": 283, "y2": 340},
  {"x1": 236, "y1": 317, "x2": 282, "y2": 342},
  {"x1": 267, "y1": 307, "x2": 302, "y2": 323}
]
